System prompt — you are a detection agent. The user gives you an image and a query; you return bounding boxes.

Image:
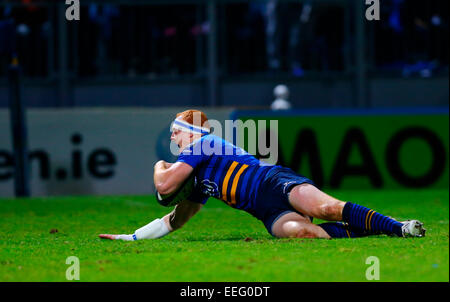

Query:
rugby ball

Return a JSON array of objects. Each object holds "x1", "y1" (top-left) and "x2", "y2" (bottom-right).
[{"x1": 156, "y1": 174, "x2": 196, "y2": 207}]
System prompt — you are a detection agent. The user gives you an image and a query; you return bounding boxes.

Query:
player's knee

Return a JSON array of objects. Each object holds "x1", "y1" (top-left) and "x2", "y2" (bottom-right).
[
  {"x1": 282, "y1": 221, "x2": 301, "y2": 237},
  {"x1": 296, "y1": 226, "x2": 320, "y2": 238},
  {"x1": 283, "y1": 221, "x2": 317, "y2": 239}
]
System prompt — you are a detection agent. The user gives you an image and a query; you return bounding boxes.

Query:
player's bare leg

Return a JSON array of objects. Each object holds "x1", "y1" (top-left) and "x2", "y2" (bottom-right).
[
  {"x1": 287, "y1": 183, "x2": 425, "y2": 237},
  {"x1": 271, "y1": 212, "x2": 331, "y2": 239},
  {"x1": 288, "y1": 183, "x2": 345, "y2": 221}
]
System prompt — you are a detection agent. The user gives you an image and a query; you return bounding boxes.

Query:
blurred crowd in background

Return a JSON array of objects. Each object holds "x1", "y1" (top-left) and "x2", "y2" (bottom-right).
[{"x1": 0, "y1": 0, "x2": 448, "y2": 80}]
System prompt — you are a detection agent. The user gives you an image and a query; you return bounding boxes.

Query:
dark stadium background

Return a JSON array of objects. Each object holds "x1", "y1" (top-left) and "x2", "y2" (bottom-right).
[{"x1": 0, "y1": 0, "x2": 448, "y2": 197}]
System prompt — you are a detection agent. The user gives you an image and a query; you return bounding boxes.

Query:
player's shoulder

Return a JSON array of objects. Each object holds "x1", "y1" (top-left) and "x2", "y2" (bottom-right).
[
  {"x1": 190, "y1": 134, "x2": 220, "y2": 145},
  {"x1": 192, "y1": 134, "x2": 228, "y2": 149},
  {"x1": 200, "y1": 133, "x2": 223, "y2": 143},
  {"x1": 179, "y1": 134, "x2": 221, "y2": 156}
]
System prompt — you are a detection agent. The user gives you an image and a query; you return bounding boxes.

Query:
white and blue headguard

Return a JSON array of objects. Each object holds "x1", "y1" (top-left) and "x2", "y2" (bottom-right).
[{"x1": 171, "y1": 117, "x2": 210, "y2": 135}]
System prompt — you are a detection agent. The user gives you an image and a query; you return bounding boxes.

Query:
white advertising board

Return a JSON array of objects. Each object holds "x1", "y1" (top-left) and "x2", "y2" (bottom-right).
[{"x1": 0, "y1": 108, "x2": 233, "y2": 197}]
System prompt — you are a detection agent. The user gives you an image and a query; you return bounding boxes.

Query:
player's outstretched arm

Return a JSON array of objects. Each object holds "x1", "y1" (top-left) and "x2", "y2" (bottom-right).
[{"x1": 99, "y1": 200, "x2": 202, "y2": 241}]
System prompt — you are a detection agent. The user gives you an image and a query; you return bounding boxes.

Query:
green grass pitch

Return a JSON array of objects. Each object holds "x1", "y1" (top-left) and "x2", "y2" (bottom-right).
[{"x1": 0, "y1": 189, "x2": 448, "y2": 282}]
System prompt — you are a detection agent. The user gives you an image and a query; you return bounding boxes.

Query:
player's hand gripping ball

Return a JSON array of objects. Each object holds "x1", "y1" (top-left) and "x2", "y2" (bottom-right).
[{"x1": 156, "y1": 174, "x2": 196, "y2": 207}]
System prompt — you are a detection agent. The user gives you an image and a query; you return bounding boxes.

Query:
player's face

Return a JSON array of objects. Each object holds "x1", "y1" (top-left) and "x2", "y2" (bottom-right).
[{"x1": 171, "y1": 128, "x2": 192, "y2": 149}]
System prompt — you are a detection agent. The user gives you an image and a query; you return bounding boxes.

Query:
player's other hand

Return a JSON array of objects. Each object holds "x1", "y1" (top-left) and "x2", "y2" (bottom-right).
[
  {"x1": 99, "y1": 234, "x2": 118, "y2": 240},
  {"x1": 99, "y1": 234, "x2": 135, "y2": 241}
]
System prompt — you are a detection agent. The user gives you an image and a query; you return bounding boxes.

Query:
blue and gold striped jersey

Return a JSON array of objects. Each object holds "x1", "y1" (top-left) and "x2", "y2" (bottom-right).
[{"x1": 176, "y1": 134, "x2": 275, "y2": 212}]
